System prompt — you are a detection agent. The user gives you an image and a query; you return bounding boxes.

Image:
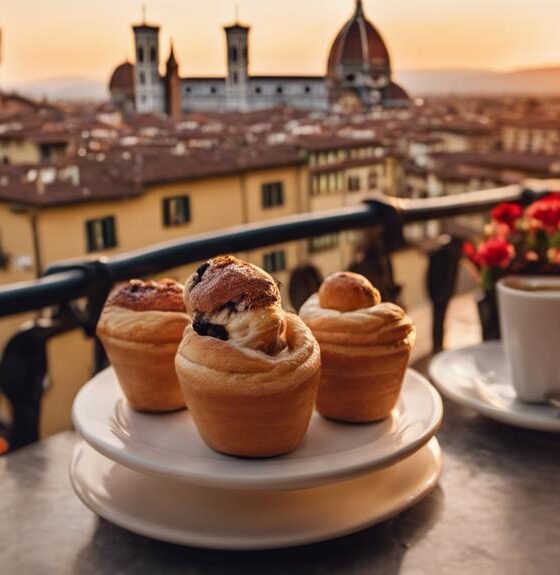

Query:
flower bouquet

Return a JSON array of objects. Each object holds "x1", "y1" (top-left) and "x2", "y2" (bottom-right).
[{"x1": 463, "y1": 193, "x2": 560, "y2": 339}]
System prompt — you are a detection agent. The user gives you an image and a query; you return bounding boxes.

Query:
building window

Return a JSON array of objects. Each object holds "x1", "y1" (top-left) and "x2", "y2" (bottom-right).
[
  {"x1": 39, "y1": 144, "x2": 52, "y2": 163},
  {"x1": 337, "y1": 172, "x2": 344, "y2": 191},
  {"x1": 328, "y1": 173, "x2": 337, "y2": 192},
  {"x1": 308, "y1": 233, "x2": 339, "y2": 254},
  {"x1": 137, "y1": 46, "x2": 144, "y2": 63},
  {"x1": 311, "y1": 176, "x2": 318, "y2": 196},
  {"x1": 348, "y1": 175, "x2": 361, "y2": 192},
  {"x1": 276, "y1": 86, "x2": 283, "y2": 94},
  {"x1": 152, "y1": 72, "x2": 158, "y2": 83},
  {"x1": 346, "y1": 73, "x2": 356, "y2": 83},
  {"x1": 163, "y1": 195, "x2": 191, "y2": 227},
  {"x1": 231, "y1": 47, "x2": 238, "y2": 63},
  {"x1": 263, "y1": 250, "x2": 286, "y2": 273},
  {"x1": 233, "y1": 71, "x2": 238, "y2": 84},
  {"x1": 185, "y1": 87, "x2": 191, "y2": 93},
  {"x1": 261, "y1": 182, "x2": 284, "y2": 208},
  {"x1": 319, "y1": 174, "x2": 327, "y2": 194},
  {"x1": 86, "y1": 216, "x2": 117, "y2": 252},
  {"x1": 150, "y1": 46, "x2": 157, "y2": 63},
  {"x1": 255, "y1": 86, "x2": 262, "y2": 94},
  {"x1": 139, "y1": 71, "x2": 146, "y2": 85},
  {"x1": 368, "y1": 170, "x2": 377, "y2": 190},
  {"x1": 304, "y1": 86, "x2": 311, "y2": 93},
  {"x1": 210, "y1": 86, "x2": 217, "y2": 94}
]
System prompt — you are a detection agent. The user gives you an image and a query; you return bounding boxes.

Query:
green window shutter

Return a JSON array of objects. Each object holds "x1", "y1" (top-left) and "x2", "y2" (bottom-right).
[
  {"x1": 86, "y1": 220, "x2": 95, "y2": 252},
  {"x1": 104, "y1": 217, "x2": 117, "y2": 248},
  {"x1": 163, "y1": 198, "x2": 171, "y2": 226}
]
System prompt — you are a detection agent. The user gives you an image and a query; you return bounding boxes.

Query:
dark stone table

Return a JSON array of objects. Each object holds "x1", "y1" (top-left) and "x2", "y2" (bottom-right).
[{"x1": 2, "y1": 373, "x2": 560, "y2": 575}]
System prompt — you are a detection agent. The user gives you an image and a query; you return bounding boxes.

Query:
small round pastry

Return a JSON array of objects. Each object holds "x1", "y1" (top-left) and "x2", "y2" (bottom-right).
[
  {"x1": 96, "y1": 279, "x2": 190, "y2": 412},
  {"x1": 319, "y1": 271, "x2": 381, "y2": 312},
  {"x1": 175, "y1": 256, "x2": 320, "y2": 458},
  {"x1": 300, "y1": 272, "x2": 415, "y2": 423}
]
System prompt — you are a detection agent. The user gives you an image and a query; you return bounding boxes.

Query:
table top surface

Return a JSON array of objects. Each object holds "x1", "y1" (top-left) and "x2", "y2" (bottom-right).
[{"x1": 2, "y1": 296, "x2": 560, "y2": 575}]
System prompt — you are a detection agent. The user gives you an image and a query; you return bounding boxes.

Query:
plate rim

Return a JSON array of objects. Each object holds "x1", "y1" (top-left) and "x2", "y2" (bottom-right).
[
  {"x1": 69, "y1": 438, "x2": 442, "y2": 550},
  {"x1": 429, "y1": 341, "x2": 560, "y2": 433},
  {"x1": 72, "y1": 367, "x2": 443, "y2": 489}
]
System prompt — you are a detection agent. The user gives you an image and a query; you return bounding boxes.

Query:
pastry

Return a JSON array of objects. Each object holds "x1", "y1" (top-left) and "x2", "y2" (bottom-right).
[
  {"x1": 96, "y1": 278, "x2": 190, "y2": 412},
  {"x1": 175, "y1": 256, "x2": 320, "y2": 457},
  {"x1": 299, "y1": 271, "x2": 415, "y2": 422}
]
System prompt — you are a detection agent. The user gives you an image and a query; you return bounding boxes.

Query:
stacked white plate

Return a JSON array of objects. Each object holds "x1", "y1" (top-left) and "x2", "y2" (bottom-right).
[{"x1": 70, "y1": 368, "x2": 444, "y2": 549}]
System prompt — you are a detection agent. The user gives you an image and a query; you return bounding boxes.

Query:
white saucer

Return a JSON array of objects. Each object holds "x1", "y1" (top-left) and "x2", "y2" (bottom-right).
[
  {"x1": 72, "y1": 368, "x2": 442, "y2": 490},
  {"x1": 70, "y1": 438, "x2": 442, "y2": 550},
  {"x1": 430, "y1": 341, "x2": 560, "y2": 433}
]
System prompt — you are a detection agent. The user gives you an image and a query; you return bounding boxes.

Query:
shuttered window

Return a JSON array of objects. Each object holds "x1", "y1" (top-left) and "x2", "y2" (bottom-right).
[
  {"x1": 86, "y1": 216, "x2": 117, "y2": 252},
  {"x1": 261, "y1": 182, "x2": 284, "y2": 208},
  {"x1": 163, "y1": 195, "x2": 191, "y2": 227},
  {"x1": 263, "y1": 250, "x2": 286, "y2": 273}
]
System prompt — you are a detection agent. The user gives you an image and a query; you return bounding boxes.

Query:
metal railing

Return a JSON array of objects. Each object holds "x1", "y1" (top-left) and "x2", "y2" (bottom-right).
[
  {"x1": 0, "y1": 183, "x2": 549, "y2": 451},
  {"x1": 0, "y1": 183, "x2": 537, "y2": 317}
]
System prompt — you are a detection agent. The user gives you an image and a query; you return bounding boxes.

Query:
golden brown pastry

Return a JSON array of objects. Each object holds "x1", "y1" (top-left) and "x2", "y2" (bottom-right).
[
  {"x1": 300, "y1": 272, "x2": 415, "y2": 422},
  {"x1": 175, "y1": 256, "x2": 320, "y2": 457},
  {"x1": 97, "y1": 279, "x2": 190, "y2": 412}
]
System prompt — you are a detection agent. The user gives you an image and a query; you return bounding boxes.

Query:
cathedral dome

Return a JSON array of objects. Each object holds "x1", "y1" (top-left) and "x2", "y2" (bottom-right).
[
  {"x1": 327, "y1": 0, "x2": 390, "y2": 79},
  {"x1": 109, "y1": 62, "x2": 135, "y2": 95}
]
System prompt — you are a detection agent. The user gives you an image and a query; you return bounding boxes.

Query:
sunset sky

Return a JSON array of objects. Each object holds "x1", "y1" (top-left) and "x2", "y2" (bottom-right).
[{"x1": 2, "y1": 0, "x2": 560, "y2": 84}]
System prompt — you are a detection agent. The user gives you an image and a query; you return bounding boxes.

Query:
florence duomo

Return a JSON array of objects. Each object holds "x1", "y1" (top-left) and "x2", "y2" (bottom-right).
[{"x1": 109, "y1": 0, "x2": 410, "y2": 116}]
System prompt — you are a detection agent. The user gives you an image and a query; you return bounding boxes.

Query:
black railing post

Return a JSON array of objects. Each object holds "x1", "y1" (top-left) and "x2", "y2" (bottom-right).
[
  {"x1": 0, "y1": 305, "x2": 80, "y2": 451},
  {"x1": 426, "y1": 235, "x2": 463, "y2": 353}
]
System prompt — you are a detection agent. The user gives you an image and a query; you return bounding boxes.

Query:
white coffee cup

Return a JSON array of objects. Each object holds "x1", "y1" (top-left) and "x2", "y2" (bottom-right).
[{"x1": 497, "y1": 276, "x2": 560, "y2": 403}]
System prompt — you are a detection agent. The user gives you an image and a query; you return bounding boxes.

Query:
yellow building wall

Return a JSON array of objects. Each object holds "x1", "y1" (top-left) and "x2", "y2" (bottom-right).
[
  {"x1": 0, "y1": 203, "x2": 37, "y2": 285},
  {"x1": 37, "y1": 175, "x2": 245, "y2": 265},
  {"x1": 0, "y1": 140, "x2": 41, "y2": 164},
  {"x1": 244, "y1": 167, "x2": 304, "y2": 222},
  {"x1": 392, "y1": 248, "x2": 429, "y2": 310}
]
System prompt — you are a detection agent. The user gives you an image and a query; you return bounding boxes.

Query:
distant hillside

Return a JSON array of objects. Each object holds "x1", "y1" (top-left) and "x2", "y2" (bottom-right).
[
  {"x1": 5, "y1": 76, "x2": 108, "y2": 102},
  {"x1": 5, "y1": 66, "x2": 560, "y2": 102},
  {"x1": 395, "y1": 67, "x2": 560, "y2": 96}
]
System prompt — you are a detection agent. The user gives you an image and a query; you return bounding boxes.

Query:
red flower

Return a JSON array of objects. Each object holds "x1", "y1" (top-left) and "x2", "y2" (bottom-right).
[
  {"x1": 525, "y1": 196, "x2": 560, "y2": 231},
  {"x1": 463, "y1": 241, "x2": 481, "y2": 267},
  {"x1": 477, "y1": 237, "x2": 515, "y2": 269},
  {"x1": 491, "y1": 202, "x2": 522, "y2": 229}
]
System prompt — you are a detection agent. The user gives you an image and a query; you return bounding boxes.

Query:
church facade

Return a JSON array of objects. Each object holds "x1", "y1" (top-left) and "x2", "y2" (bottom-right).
[{"x1": 109, "y1": 1, "x2": 409, "y2": 116}]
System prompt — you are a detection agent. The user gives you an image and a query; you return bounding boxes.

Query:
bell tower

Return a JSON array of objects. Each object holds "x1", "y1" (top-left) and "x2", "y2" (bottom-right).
[
  {"x1": 224, "y1": 23, "x2": 250, "y2": 111},
  {"x1": 165, "y1": 41, "x2": 181, "y2": 119},
  {"x1": 133, "y1": 17, "x2": 164, "y2": 113}
]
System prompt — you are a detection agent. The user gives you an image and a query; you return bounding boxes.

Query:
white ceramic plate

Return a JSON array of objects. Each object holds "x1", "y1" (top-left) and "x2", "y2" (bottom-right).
[
  {"x1": 72, "y1": 368, "x2": 442, "y2": 490},
  {"x1": 430, "y1": 341, "x2": 560, "y2": 433},
  {"x1": 70, "y1": 438, "x2": 442, "y2": 550}
]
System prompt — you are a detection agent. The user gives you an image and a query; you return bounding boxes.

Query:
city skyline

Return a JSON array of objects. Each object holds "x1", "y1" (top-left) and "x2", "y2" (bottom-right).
[{"x1": 2, "y1": 0, "x2": 560, "y2": 85}]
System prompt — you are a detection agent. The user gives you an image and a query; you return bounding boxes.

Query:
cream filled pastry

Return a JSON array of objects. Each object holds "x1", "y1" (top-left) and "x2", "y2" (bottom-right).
[
  {"x1": 175, "y1": 256, "x2": 320, "y2": 458},
  {"x1": 300, "y1": 271, "x2": 415, "y2": 422},
  {"x1": 97, "y1": 278, "x2": 189, "y2": 412}
]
